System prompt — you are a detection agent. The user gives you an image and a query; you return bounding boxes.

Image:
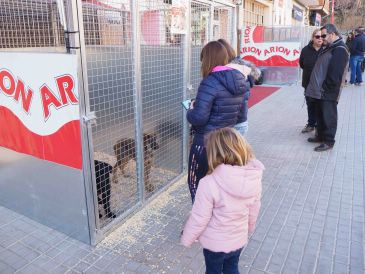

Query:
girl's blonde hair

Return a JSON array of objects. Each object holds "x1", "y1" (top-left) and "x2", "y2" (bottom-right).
[
  {"x1": 200, "y1": 41, "x2": 229, "y2": 78},
  {"x1": 205, "y1": 127, "x2": 254, "y2": 174}
]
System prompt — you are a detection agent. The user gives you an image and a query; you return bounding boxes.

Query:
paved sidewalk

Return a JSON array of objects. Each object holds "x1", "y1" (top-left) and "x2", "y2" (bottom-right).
[{"x1": 0, "y1": 84, "x2": 364, "y2": 274}]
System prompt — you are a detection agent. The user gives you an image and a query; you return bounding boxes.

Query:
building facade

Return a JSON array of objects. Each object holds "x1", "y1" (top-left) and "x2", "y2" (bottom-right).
[
  {"x1": 239, "y1": 0, "x2": 329, "y2": 27},
  {"x1": 241, "y1": 0, "x2": 273, "y2": 26}
]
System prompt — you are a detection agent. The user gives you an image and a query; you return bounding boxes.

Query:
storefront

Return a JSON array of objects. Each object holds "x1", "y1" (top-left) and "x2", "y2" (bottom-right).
[{"x1": 292, "y1": 2, "x2": 305, "y2": 26}]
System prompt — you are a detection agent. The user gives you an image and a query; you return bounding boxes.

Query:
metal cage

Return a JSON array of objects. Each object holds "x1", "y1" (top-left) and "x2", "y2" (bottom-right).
[{"x1": 0, "y1": 0, "x2": 237, "y2": 245}]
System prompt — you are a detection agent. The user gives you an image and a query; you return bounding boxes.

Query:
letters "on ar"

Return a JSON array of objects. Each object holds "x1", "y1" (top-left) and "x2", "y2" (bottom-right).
[{"x1": 0, "y1": 69, "x2": 78, "y2": 121}]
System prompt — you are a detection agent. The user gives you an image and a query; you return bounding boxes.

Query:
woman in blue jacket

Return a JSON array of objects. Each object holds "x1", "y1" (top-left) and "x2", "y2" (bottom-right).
[{"x1": 186, "y1": 41, "x2": 250, "y2": 202}]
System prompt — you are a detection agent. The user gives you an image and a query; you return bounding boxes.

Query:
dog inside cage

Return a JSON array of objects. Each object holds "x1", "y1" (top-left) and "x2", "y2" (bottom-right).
[
  {"x1": 94, "y1": 160, "x2": 117, "y2": 219},
  {"x1": 112, "y1": 132, "x2": 159, "y2": 192}
]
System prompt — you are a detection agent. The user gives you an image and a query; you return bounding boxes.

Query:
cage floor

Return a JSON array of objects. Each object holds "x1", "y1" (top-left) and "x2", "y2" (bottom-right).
[{"x1": 94, "y1": 152, "x2": 178, "y2": 225}]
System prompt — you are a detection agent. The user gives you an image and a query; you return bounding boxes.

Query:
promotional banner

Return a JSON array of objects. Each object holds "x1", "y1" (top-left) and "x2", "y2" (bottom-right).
[
  {"x1": 0, "y1": 53, "x2": 82, "y2": 169},
  {"x1": 241, "y1": 26, "x2": 300, "y2": 67}
]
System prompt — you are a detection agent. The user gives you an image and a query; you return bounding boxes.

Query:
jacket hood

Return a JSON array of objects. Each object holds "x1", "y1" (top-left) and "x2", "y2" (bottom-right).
[
  {"x1": 211, "y1": 159, "x2": 264, "y2": 199},
  {"x1": 210, "y1": 68, "x2": 247, "y2": 96},
  {"x1": 229, "y1": 58, "x2": 262, "y2": 80},
  {"x1": 327, "y1": 37, "x2": 346, "y2": 50}
]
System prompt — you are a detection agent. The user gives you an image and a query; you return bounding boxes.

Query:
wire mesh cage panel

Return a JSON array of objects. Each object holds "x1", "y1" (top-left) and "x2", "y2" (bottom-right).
[
  {"x1": 139, "y1": 0, "x2": 184, "y2": 196},
  {"x1": 81, "y1": 0, "x2": 136, "y2": 227},
  {"x1": 212, "y1": 5, "x2": 233, "y2": 43},
  {"x1": 190, "y1": 1, "x2": 210, "y2": 98},
  {"x1": 190, "y1": 1, "x2": 234, "y2": 97},
  {"x1": 0, "y1": 0, "x2": 66, "y2": 50}
]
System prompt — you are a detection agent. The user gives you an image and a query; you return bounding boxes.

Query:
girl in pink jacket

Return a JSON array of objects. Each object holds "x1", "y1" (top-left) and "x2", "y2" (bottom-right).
[{"x1": 181, "y1": 127, "x2": 264, "y2": 274}]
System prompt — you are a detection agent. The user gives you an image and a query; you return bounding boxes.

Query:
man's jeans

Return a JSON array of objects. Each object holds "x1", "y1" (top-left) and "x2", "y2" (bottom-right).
[
  {"x1": 350, "y1": 55, "x2": 364, "y2": 84},
  {"x1": 203, "y1": 248, "x2": 243, "y2": 274},
  {"x1": 305, "y1": 96, "x2": 317, "y2": 127}
]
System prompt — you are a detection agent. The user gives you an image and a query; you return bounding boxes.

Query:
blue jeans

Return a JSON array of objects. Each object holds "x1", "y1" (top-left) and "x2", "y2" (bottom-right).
[
  {"x1": 234, "y1": 121, "x2": 248, "y2": 136},
  {"x1": 203, "y1": 248, "x2": 243, "y2": 274},
  {"x1": 350, "y1": 55, "x2": 364, "y2": 84}
]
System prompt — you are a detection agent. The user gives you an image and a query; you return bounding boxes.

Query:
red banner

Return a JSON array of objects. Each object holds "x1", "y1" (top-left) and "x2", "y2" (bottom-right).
[
  {"x1": 0, "y1": 53, "x2": 82, "y2": 169},
  {"x1": 241, "y1": 26, "x2": 300, "y2": 67}
]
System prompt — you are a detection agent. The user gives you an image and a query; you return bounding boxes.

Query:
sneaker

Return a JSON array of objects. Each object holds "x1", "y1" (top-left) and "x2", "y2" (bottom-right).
[
  {"x1": 301, "y1": 124, "x2": 315, "y2": 133},
  {"x1": 355, "y1": 82, "x2": 363, "y2": 86},
  {"x1": 314, "y1": 143, "x2": 333, "y2": 152}
]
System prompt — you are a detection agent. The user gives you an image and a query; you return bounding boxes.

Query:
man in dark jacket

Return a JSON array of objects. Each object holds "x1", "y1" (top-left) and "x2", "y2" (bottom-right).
[
  {"x1": 305, "y1": 24, "x2": 349, "y2": 152},
  {"x1": 349, "y1": 28, "x2": 365, "y2": 85}
]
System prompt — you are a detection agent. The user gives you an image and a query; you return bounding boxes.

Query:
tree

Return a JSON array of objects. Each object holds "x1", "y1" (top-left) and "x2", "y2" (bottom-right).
[{"x1": 333, "y1": 0, "x2": 365, "y2": 30}]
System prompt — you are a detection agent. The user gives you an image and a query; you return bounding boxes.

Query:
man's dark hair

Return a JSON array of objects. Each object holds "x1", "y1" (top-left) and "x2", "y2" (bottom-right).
[{"x1": 321, "y1": 24, "x2": 340, "y2": 36}]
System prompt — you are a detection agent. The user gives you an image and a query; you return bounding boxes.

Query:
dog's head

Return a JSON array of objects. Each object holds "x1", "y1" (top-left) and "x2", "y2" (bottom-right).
[{"x1": 143, "y1": 133, "x2": 159, "y2": 150}]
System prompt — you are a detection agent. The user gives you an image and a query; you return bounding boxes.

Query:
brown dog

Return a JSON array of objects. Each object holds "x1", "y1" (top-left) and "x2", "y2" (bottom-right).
[{"x1": 113, "y1": 133, "x2": 159, "y2": 192}]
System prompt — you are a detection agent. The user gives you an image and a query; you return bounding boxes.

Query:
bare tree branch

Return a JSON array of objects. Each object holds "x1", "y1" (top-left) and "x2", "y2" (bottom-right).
[{"x1": 332, "y1": 0, "x2": 365, "y2": 30}]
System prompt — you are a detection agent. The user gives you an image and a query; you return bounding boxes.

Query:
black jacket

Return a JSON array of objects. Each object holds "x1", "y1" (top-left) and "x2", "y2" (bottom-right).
[
  {"x1": 321, "y1": 39, "x2": 349, "y2": 101},
  {"x1": 350, "y1": 33, "x2": 365, "y2": 56},
  {"x1": 306, "y1": 38, "x2": 349, "y2": 101},
  {"x1": 299, "y1": 42, "x2": 322, "y2": 88},
  {"x1": 187, "y1": 68, "x2": 250, "y2": 144}
]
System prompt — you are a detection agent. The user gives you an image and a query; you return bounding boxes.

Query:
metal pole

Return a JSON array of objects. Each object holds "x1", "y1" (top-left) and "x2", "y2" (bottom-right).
[
  {"x1": 182, "y1": 1, "x2": 191, "y2": 172},
  {"x1": 60, "y1": 0, "x2": 99, "y2": 246},
  {"x1": 59, "y1": 0, "x2": 100, "y2": 245},
  {"x1": 331, "y1": 0, "x2": 335, "y2": 24},
  {"x1": 130, "y1": 0, "x2": 145, "y2": 202},
  {"x1": 209, "y1": 2, "x2": 214, "y2": 41},
  {"x1": 232, "y1": 6, "x2": 237, "y2": 50}
]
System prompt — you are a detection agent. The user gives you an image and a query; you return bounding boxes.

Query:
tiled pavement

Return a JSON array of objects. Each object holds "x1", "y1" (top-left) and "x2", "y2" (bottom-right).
[{"x1": 0, "y1": 84, "x2": 364, "y2": 274}]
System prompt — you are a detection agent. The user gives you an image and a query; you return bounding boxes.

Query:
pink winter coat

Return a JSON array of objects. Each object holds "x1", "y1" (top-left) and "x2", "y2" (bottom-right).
[{"x1": 181, "y1": 159, "x2": 264, "y2": 253}]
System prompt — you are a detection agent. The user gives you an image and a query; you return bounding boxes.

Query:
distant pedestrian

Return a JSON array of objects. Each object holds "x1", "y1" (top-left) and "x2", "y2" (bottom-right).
[
  {"x1": 186, "y1": 41, "x2": 250, "y2": 202},
  {"x1": 345, "y1": 32, "x2": 354, "y2": 50},
  {"x1": 305, "y1": 24, "x2": 349, "y2": 152},
  {"x1": 181, "y1": 127, "x2": 264, "y2": 274},
  {"x1": 299, "y1": 28, "x2": 324, "y2": 133},
  {"x1": 349, "y1": 28, "x2": 365, "y2": 86}
]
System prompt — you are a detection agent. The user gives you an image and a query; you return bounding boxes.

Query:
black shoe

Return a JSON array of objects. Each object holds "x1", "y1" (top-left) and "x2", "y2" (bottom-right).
[
  {"x1": 314, "y1": 143, "x2": 333, "y2": 152},
  {"x1": 301, "y1": 124, "x2": 315, "y2": 133},
  {"x1": 307, "y1": 137, "x2": 322, "y2": 143}
]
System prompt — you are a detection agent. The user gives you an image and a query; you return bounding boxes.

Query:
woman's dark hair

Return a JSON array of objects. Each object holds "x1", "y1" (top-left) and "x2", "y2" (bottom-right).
[
  {"x1": 217, "y1": 39, "x2": 236, "y2": 62},
  {"x1": 200, "y1": 41, "x2": 229, "y2": 78}
]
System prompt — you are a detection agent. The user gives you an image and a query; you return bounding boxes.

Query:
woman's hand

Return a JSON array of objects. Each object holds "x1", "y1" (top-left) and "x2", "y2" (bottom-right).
[{"x1": 189, "y1": 99, "x2": 195, "y2": 109}]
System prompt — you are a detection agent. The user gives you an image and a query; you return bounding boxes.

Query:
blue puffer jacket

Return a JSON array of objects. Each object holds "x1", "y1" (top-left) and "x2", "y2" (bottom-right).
[{"x1": 187, "y1": 68, "x2": 250, "y2": 145}]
